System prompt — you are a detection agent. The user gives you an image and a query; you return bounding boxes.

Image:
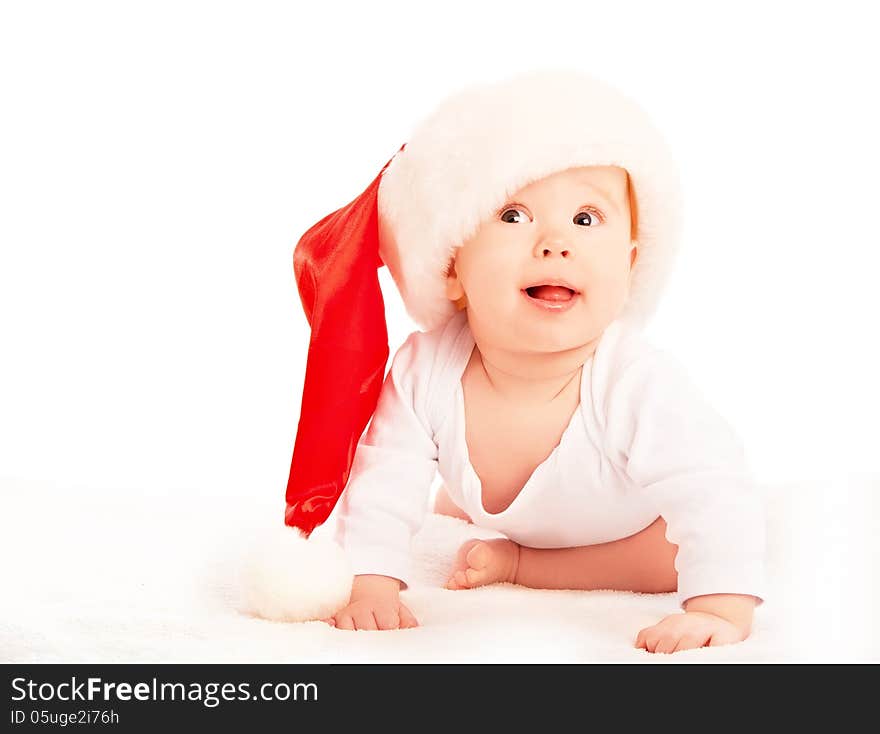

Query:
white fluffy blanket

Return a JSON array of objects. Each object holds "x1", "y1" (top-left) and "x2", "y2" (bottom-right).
[{"x1": 2, "y1": 476, "x2": 877, "y2": 663}]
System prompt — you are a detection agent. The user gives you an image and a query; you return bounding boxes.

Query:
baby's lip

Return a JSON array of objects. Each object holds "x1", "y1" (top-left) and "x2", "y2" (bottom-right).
[{"x1": 521, "y1": 277, "x2": 580, "y2": 294}]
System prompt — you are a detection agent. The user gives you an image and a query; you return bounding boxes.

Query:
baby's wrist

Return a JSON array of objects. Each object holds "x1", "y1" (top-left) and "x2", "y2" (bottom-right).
[
  {"x1": 351, "y1": 574, "x2": 402, "y2": 600},
  {"x1": 684, "y1": 594, "x2": 756, "y2": 634}
]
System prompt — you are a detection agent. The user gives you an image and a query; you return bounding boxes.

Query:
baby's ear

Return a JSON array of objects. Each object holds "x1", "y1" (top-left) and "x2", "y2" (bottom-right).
[
  {"x1": 444, "y1": 262, "x2": 461, "y2": 295},
  {"x1": 444, "y1": 252, "x2": 466, "y2": 306}
]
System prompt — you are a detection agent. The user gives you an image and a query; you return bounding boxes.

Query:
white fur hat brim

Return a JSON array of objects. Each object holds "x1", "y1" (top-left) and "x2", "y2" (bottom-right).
[{"x1": 377, "y1": 68, "x2": 684, "y2": 332}]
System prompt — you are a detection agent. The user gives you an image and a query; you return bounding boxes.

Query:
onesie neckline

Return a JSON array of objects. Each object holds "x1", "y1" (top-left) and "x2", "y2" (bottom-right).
[{"x1": 451, "y1": 314, "x2": 593, "y2": 520}]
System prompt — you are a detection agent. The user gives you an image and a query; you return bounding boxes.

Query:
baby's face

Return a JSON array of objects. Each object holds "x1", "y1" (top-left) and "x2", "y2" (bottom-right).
[{"x1": 445, "y1": 165, "x2": 636, "y2": 353}]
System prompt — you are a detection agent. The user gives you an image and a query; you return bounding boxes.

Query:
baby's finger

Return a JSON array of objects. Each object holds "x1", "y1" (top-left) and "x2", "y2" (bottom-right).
[
  {"x1": 643, "y1": 633, "x2": 661, "y2": 653},
  {"x1": 320, "y1": 617, "x2": 336, "y2": 627},
  {"x1": 335, "y1": 613, "x2": 355, "y2": 631},
  {"x1": 373, "y1": 607, "x2": 401, "y2": 630},
  {"x1": 454, "y1": 570, "x2": 470, "y2": 588},
  {"x1": 634, "y1": 629, "x2": 647, "y2": 649},
  {"x1": 353, "y1": 610, "x2": 379, "y2": 631},
  {"x1": 399, "y1": 604, "x2": 420, "y2": 629},
  {"x1": 671, "y1": 634, "x2": 704, "y2": 653},
  {"x1": 653, "y1": 634, "x2": 679, "y2": 654},
  {"x1": 464, "y1": 567, "x2": 484, "y2": 585}
]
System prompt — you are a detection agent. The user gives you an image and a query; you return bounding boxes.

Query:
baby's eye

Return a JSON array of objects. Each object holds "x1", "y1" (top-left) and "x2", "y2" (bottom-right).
[
  {"x1": 498, "y1": 206, "x2": 603, "y2": 226},
  {"x1": 574, "y1": 210, "x2": 602, "y2": 227},
  {"x1": 499, "y1": 207, "x2": 529, "y2": 224}
]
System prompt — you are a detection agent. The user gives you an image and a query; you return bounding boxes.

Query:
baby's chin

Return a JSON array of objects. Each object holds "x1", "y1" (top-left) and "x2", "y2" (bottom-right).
[
  {"x1": 466, "y1": 296, "x2": 609, "y2": 349},
  {"x1": 529, "y1": 332, "x2": 600, "y2": 356},
  {"x1": 504, "y1": 319, "x2": 602, "y2": 355}
]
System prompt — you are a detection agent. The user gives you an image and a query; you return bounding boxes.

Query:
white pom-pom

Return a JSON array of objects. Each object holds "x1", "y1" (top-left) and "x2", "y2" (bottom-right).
[{"x1": 238, "y1": 525, "x2": 353, "y2": 622}]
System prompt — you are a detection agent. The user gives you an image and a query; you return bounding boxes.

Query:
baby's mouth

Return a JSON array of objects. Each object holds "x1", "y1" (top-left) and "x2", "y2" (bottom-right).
[{"x1": 523, "y1": 285, "x2": 576, "y2": 302}]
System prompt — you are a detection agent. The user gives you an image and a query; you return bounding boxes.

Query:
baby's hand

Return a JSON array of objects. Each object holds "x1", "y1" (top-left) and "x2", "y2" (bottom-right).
[
  {"x1": 322, "y1": 574, "x2": 419, "y2": 631},
  {"x1": 634, "y1": 611, "x2": 747, "y2": 654}
]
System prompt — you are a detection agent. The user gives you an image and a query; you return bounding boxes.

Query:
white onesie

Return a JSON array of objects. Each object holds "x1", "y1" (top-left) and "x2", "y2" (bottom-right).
[{"x1": 333, "y1": 309, "x2": 767, "y2": 609}]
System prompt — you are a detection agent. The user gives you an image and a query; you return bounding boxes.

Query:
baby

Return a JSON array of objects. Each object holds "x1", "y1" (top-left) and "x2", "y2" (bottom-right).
[{"x1": 323, "y1": 163, "x2": 767, "y2": 653}]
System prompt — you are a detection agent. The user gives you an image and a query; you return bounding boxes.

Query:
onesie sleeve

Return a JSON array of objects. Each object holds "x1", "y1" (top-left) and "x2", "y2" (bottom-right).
[
  {"x1": 333, "y1": 329, "x2": 439, "y2": 590},
  {"x1": 603, "y1": 348, "x2": 768, "y2": 610}
]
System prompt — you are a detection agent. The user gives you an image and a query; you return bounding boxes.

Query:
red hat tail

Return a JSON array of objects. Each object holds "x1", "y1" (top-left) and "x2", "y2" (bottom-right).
[{"x1": 284, "y1": 147, "x2": 404, "y2": 536}]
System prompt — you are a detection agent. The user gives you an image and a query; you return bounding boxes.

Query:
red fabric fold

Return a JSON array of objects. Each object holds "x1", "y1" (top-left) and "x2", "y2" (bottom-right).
[{"x1": 284, "y1": 146, "x2": 405, "y2": 536}]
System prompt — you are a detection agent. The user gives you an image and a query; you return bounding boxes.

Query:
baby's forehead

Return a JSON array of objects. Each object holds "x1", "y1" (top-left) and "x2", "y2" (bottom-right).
[
  {"x1": 516, "y1": 166, "x2": 627, "y2": 201},
  {"x1": 518, "y1": 165, "x2": 627, "y2": 195},
  {"x1": 529, "y1": 166, "x2": 627, "y2": 186}
]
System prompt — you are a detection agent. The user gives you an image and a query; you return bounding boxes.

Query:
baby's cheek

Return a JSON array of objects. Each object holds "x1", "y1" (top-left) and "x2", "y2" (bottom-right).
[{"x1": 585, "y1": 271, "x2": 630, "y2": 319}]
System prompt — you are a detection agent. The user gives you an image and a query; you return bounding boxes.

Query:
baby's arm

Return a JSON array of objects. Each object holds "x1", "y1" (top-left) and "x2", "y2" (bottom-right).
[
  {"x1": 330, "y1": 330, "x2": 439, "y2": 630},
  {"x1": 606, "y1": 348, "x2": 768, "y2": 653}
]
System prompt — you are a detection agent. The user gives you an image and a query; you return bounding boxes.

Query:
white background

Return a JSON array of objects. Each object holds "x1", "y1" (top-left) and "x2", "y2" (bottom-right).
[{"x1": 1, "y1": 4, "x2": 877, "y2": 556}]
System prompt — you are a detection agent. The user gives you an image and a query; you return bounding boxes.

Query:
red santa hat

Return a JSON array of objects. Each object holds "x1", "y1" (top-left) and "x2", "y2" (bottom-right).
[{"x1": 239, "y1": 68, "x2": 684, "y2": 622}]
